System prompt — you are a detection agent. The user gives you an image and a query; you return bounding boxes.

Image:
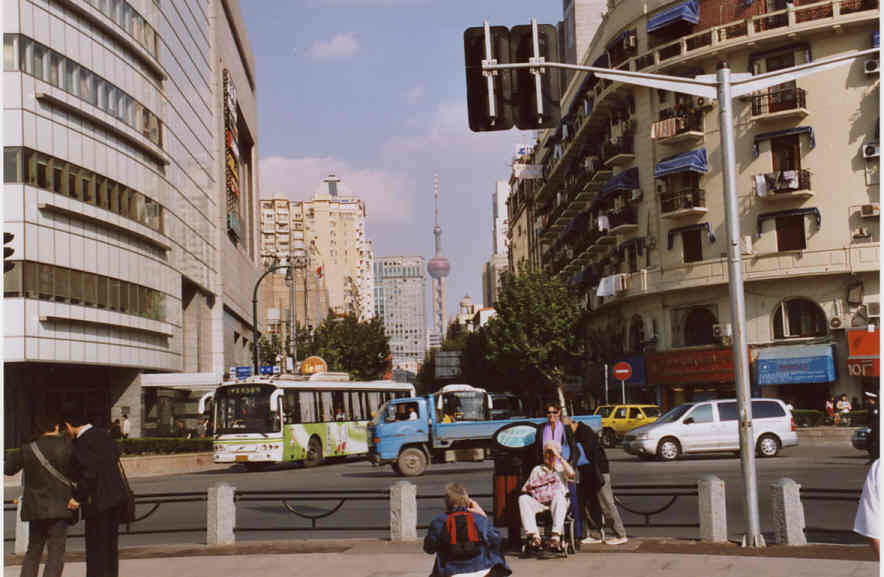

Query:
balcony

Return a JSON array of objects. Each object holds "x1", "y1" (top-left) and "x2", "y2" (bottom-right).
[
  {"x1": 603, "y1": 137, "x2": 636, "y2": 168},
  {"x1": 606, "y1": 207, "x2": 640, "y2": 234},
  {"x1": 750, "y1": 86, "x2": 808, "y2": 120},
  {"x1": 753, "y1": 169, "x2": 813, "y2": 200},
  {"x1": 652, "y1": 110, "x2": 705, "y2": 145},
  {"x1": 661, "y1": 188, "x2": 708, "y2": 219}
]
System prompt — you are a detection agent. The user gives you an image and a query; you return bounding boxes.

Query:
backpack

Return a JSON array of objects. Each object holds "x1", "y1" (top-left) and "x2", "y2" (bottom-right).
[{"x1": 443, "y1": 510, "x2": 481, "y2": 560}]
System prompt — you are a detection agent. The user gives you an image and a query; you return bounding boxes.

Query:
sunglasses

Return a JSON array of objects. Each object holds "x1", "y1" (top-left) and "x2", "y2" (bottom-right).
[{"x1": 546, "y1": 410, "x2": 560, "y2": 415}]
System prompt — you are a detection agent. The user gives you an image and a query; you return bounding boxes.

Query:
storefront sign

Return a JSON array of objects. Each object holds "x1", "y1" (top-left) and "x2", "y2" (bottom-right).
[
  {"x1": 848, "y1": 328, "x2": 880, "y2": 377},
  {"x1": 646, "y1": 349, "x2": 734, "y2": 385},
  {"x1": 300, "y1": 356, "x2": 328, "y2": 375},
  {"x1": 756, "y1": 344, "x2": 835, "y2": 385}
]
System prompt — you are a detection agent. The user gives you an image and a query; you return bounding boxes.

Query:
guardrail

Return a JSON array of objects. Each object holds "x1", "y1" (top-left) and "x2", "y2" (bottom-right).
[
  {"x1": 800, "y1": 487, "x2": 862, "y2": 537},
  {"x1": 613, "y1": 484, "x2": 700, "y2": 529}
]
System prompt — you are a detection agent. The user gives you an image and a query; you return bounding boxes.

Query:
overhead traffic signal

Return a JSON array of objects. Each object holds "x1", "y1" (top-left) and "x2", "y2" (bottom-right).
[
  {"x1": 463, "y1": 25, "x2": 512, "y2": 132},
  {"x1": 509, "y1": 24, "x2": 561, "y2": 130},
  {"x1": 4, "y1": 232, "x2": 13, "y2": 273}
]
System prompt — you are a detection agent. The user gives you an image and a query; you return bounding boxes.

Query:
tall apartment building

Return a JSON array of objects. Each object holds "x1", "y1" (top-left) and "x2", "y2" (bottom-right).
[
  {"x1": 3, "y1": 0, "x2": 261, "y2": 444},
  {"x1": 374, "y1": 256, "x2": 427, "y2": 374},
  {"x1": 482, "y1": 181, "x2": 510, "y2": 307},
  {"x1": 514, "y1": 0, "x2": 880, "y2": 411}
]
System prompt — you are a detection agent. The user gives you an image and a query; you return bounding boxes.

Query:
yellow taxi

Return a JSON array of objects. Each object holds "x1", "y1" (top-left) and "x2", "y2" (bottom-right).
[{"x1": 593, "y1": 404, "x2": 661, "y2": 447}]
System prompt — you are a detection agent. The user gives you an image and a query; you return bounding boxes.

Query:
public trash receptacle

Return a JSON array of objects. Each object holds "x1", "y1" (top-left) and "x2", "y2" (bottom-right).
[
  {"x1": 490, "y1": 422, "x2": 539, "y2": 547},
  {"x1": 493, "y1": 452, "x2": 523, "y2": 528}
]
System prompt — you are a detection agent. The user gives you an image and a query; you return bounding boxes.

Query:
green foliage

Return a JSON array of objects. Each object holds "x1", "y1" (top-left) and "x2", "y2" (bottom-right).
[
  {"x1": 415, "y1": 349, "x2": 437, "y2": 394},
  {"x1": 258, "y1": 333, "x2": 284, "y2": 366},
  {"x1": 117, "y1": 437, "x2": 213, "y2": 454},
  {"x1": 443, "y1": 321, "x2": 469, "y2": 351},
  {"x1": 310, "y1": 313, "x2": 391, "y2": 380},
  {"x1": 465, "y1": 269, "x2": 585, "y2": 397}
]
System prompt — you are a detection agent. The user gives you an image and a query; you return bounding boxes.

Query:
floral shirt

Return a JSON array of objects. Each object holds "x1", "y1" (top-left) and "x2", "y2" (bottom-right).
[{"x1": 523, "y1": 464, "x2": 567, "y2": 504}]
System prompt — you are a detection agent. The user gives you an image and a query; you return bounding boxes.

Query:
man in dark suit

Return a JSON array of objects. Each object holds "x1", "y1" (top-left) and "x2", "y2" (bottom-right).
[
  {"x1": 65, "y1": 415, "x2": 128, "y2": 577},
  {"x1": 5, "y1": 414, "x2": 78, "y2": 577}
]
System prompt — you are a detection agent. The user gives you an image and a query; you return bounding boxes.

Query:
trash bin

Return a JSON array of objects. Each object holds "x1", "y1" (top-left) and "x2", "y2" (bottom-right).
[{"x1": 490, "y1": 422, "x2": 538, "y2": 549}]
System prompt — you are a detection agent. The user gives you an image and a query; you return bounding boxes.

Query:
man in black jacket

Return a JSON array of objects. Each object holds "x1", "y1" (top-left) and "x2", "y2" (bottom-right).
[
  {"x1": 562, "y1": 415, "x2": 627, "y2": 545},
  {"x1": 5, "y1": 414, "x2": 78, "y2": 577},
  {"x1": 65, "y1": 415, "x2": 128, "y2": 577}
]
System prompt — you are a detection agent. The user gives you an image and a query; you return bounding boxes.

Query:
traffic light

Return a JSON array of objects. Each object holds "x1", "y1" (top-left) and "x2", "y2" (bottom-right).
[
  {"x1": 4, "y1": 232, "x2": 13, "y2": 273},
  {"x1": 463, "y1": 26, "x2": 513, "y2": 132},
  {"x1": 509, "y1": 24, "x2": 561, "y2": 130}
]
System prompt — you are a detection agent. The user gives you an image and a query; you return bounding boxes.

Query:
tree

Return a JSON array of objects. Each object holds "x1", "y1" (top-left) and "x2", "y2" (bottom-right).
[
  {"x1": 258, "y1": 333, "x2": 284, "y2": 367},
  {"x1": 443, "y1": 321, "x2": 470, "y2": 351},
  {"x1": 310, "y1": 313, "x2": 391, "y2": 380},
  {"x1": 471, "y1": 269, "x2": 584, "y2": 408},
  {"x1": 415, "y1": 349, "x2": 437, "y2": 395}
]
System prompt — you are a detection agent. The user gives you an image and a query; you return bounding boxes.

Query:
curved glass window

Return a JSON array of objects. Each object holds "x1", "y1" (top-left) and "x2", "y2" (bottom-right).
[{"x1": 773, "y1": 298, "x2": 827, "y2": 339}]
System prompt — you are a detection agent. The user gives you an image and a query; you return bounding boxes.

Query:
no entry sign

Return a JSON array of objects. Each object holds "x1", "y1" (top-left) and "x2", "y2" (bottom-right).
[{"x1": 612, "y1": 361, "x2": 633, "y2": 382}]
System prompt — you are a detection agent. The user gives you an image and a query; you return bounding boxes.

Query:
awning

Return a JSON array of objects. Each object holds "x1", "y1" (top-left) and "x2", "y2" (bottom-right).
[
  {"x1": 647, "y1": 0, "x2": 700, "y2": 33},
  {"x1": 667, "y1": 222, "x2": 715, "y2": 250},
  {"x1": 848, "y1": 328, "x2": 880, "y2": 378},
  {"x1": 654, "y1": 148, "x2": 708, "y2": 178},
  {"x1": 599, "y1": 166, "x2": 639, "y2": 196},
  {"x1": 757, "y1": 207, "x2": 820, "y2": 237},
  {"x1": 752, "y1": 126, "x2": 815, "y2": 158},
  {"x1": 756, "y1": 344, "x2": 836, "y2": 385},
  {"x1": 873, "y1": 32, "x2": 880, "y2": 49}
]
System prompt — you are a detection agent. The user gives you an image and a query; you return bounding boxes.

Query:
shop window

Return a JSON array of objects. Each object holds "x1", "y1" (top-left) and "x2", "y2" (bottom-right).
[
  {"x1": 683, "y1": 306, "x2": 717, "y2": 347},
  {"x1": 773, "y1": 298, "x2": 826, "y2": 339},
  {"x1": 682, "y1": 228, "x2": 703, "y2": 263},
  {"x1": 775, "y1": 215, "x2": 806, "y2": 251}
]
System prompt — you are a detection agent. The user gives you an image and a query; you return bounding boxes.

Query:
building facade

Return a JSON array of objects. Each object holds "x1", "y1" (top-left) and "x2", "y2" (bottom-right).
[
  {"x1": 3, "y1": 0, "x2": 261, "y2": 444},
  {"x1": 482, "y1": 180, "x2": 510, "y2": 306},
  {"x1": 513, "y1": 0, "x2": 879, "y2": 411},
  {"x1": 373, "y1": 256, "x2": 427, "y2": 374}
]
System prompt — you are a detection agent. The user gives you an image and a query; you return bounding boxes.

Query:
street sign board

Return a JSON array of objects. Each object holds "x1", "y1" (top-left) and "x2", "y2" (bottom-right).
[
  {"x1": 235, "y1": 366, "x2": 252, "y2": 379},
  {"x1": 259, "y1": 365, "x2": 274, "y2": 375},
  {"x1": 612, "y1": 361, "x2": 633, "y2": 382}
]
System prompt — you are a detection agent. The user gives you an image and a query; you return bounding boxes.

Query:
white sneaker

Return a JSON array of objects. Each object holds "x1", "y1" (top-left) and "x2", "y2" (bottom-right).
[
  {"x1": 580, "y1": 536, "x2": 603, "y2": 544},
  {"x1": 605, "y1": 536, "x2": 628, "y2": 545}
]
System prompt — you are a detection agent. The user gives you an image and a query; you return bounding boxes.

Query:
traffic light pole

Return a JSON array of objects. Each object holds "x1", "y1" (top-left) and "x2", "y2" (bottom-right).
[{"x1": 480, "y1": 46, "x2": 877, "y2": 547}]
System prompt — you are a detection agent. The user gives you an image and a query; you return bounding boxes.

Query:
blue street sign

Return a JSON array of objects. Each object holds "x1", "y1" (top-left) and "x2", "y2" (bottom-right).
[
  {"x1": 259, "y1": 365, "x2": 274, "y2": 375},
  {"x1": 235, "y1": 366, "x2": 252, "y2": 379}
]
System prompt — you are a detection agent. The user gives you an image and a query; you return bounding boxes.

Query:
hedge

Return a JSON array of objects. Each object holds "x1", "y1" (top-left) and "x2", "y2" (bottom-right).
[
  {"x1": 4, "y1": 437, "x2": 213, "y2": 462},
  {"x1": 792, "y1": 409, "x2": 869, "y2": 427}
]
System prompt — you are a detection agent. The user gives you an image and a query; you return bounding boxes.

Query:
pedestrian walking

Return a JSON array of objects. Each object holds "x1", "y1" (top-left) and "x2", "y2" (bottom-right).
[
  {"x1": 5, "y1": 414, "x2": 79, "y2": 577},
  {"x1": 120, "y1": 414, "x2": 130, "y2": 439},
  {"x1": 65, "y1": 414, "x2": 129, "y2": 577}
]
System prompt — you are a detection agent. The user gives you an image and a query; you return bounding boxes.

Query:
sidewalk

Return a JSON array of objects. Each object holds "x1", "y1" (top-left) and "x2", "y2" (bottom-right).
[{"x1": 4, "y1": 539, "x2": 878, "y2": 577}]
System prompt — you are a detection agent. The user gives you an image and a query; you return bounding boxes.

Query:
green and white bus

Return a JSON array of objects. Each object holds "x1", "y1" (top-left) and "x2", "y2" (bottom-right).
[{"x1": 205, "y1": 375, "x2": 415, "y2": 471}]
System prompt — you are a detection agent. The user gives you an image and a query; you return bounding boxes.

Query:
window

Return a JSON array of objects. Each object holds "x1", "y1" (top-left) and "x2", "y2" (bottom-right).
[
  {"x1": 683, "y1": 306, "x2": 717, "y2": 346},
  {"x1": 299, "y1": 391, "x2": 316, "y2": 423},
  {"x1": 51, "y1": 159, "x2": 65, "y2": 195},
  {"x1": 625, "y1": 244, "x2": 638, "y2": 273},
  {"x1": 628, "y1": 314, "x2": 645, "y2": 352},
  {"x1": 119, "y1": 280, "x2": 129, "y2": 311},
  {"x1": 82, "y1": 272, "x2": 97, "y2": 307},
  {"x1": 108, "y1": 278, "x2": 120, "y2": 311},
  {"x1": 31, "y1": 42, "x2": 45, "y2": 81},
  {"x1": 54, "y1": 267, "x2": 70, "y2": 302},
  {"x1": 771, "y1": 135, "x2": 800, "y2": 172},
  {"x1": 63, "y1": 60, "x2": 74, "y2": 92},
  {"x1": 717, "y1": 401, "x2": 738, "y2": 422},
  {"x1": 38, "y1": 263, "x2": 54, "y2": 299},
  {"x1": 3, "y1": 35, "x2": 18, "y2": 70},
  {"x1": 682, "y1": 228, "x2": 703, "y2": 263},
  {"x1": 687, "y1": 403, "x2": 713, "y2": 424},
  {"x1": 775, "y1": 214, "x2": 806, "y2": 251},
  {"x1": 773, "y1": 298, "x2": 826, "y2": 339},
  {"x1": 4, "y1": 261, "x2": 22, "y2": 297},
  {"x1": 629, "y1": 408, "x2": 642, "y2": 419},
  {"x1": 49, "y1": 52, "x2": 61, "y2": 87},
  {"x1": 4, "y1": 147, "x2": 20, "y2": 183},
  {"x1": 69, "y1": 270, "x2": 83, "y2": 304},
  {"x1": 36, "y1": 154, "x2": 49, "y2": 189},
  {"x1": 751, "y1": 400, "x2": 786, "y2": 418},
  {"x1": 96, "y1": 276, "x2": 108, "y2": 308},
  {"x1": 614, "y1": 407, "x2": 627, "y2": 418}
]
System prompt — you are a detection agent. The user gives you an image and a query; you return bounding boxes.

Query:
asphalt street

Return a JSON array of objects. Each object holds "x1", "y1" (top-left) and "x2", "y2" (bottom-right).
[{"x1": 5, "y1": 439, "x2": 870, "y2": 554}]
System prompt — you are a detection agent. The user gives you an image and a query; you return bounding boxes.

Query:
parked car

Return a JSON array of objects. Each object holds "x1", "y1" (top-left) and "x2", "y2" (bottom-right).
[
  {"x1": 622, "y1": 398, "x2": 798, "y2": 461},
  {"x1": 593, "y1": 404, "x2": 662, "y2": 447},
  {"x1": 852, "y1": 426, "x2": 872, "y2": 454}
]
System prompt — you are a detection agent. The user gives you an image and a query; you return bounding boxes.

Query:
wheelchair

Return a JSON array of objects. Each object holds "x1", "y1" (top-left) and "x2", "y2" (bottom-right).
[{"x1": 519, "y1": 502, "x2": 578, "y2": 559}]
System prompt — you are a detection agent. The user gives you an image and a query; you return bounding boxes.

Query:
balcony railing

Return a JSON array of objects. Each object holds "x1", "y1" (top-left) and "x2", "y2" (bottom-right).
[
  {"x1": 753, "y1": 169, "x2": 813, "y2": 198},
  {"x1": 602, "y1": 137, "x2": 635, "y2": 166},
  {"x1": 606, "y1": 207, "x2": 639, "y2": 232},
  {"x1": 651, "y1": 110, "x2": 704, "y2": 142},
  {"x1": 751, "y1": 86, "x2": 807, "y2": 117},
  {"x1": 661, "y1": 188, "x2": 706, "y2": 216}
]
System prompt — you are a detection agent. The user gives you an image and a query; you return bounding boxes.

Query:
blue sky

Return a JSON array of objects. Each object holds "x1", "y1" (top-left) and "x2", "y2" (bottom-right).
[{"x1": 241, "y1": 1, "x2": 562, "y2": 325}]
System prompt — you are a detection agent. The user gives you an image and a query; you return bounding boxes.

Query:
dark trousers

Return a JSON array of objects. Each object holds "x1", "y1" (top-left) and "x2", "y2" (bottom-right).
[
  {"x1": 21, "y1": 519, "x2": 67, "y2": 577},
  {"x1": 85, "y1": 505, "x2": 120, "y2": 577}
]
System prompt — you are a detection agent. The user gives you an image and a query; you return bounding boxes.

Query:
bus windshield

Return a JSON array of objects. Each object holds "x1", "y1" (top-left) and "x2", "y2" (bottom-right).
[{"x1": 215, "y1": 383, "x2": 278, "y2": 435}]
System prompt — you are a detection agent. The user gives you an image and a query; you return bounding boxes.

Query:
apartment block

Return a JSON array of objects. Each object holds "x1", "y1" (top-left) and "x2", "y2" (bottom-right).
[{"x1": 374, "y1": 256, "x2": 427, "y2": 374}]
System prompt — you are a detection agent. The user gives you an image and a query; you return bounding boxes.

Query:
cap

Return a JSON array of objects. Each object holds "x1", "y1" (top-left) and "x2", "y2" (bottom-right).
[{"x1": 864, "y1": 391, "x2": 878, "y2": 399}]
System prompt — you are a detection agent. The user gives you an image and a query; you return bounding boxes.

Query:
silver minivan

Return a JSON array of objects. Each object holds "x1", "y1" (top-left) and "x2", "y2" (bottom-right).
[{"x1": 622, "y1": 398, "x2": 798, "y2": 461}]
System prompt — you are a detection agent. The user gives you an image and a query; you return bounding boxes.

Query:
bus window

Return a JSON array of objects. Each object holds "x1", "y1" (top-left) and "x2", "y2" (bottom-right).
[
  {"x1": 320, "y1": 391, "x2": 334, "y2": 421},
  {"x1": 284, "y1": 391, "x2": 300, "y2": 424},
  {"x1": 332, "y1": 391, "x2": 345, "y2": 419},
  {"x1": 349, "y1": 391, "x2": 362, "y2": 420},
  {"x1": 299, "y1": 391, "x2": 316, "y2": 423},
  {"x1": 368, "y1": 392, "x2": 381, "y2": 416}
]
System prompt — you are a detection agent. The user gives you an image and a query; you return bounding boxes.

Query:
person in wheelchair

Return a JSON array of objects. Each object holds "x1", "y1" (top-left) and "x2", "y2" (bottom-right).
[{"x1": 518, "y1": 440, "x2": 576, "y2": 553}]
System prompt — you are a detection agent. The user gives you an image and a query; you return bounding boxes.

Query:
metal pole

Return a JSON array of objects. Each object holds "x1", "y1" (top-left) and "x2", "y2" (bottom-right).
[
  {"x1": 530, "y1": 18, "x2": 544, "y2": 120},
  {"x1": 621, "y1": 379, "x2": 626, "y2": 404},
  {"x1": 289, "y1": 267, "x2": 296, "y2": 371},
  {"x1": 252, "y1": 264, "x2": 291, "y2": 373},
  {"x1": 604, "y1": 363, "x2": 609, "y2": 405},
  {"x1": 482, "y1": 20, "x2": 496, "y2": 123},
  {"x1": 717, "y1": 61, "x2": 763, "y2": 547}
]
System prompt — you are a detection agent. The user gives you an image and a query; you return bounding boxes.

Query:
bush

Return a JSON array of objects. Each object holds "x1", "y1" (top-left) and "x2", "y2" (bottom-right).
[
  {"x1": 792, "y1": 409, "x2": 826, "y2": 427},
  {"x1": 117, "y1": 437, "x2": 213, "y2": 455}
]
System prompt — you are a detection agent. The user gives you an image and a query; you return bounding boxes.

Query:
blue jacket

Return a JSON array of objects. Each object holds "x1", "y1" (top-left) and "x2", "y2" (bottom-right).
[{"x1": 423, "y1": 507, "x2": 512, "y2": 577}]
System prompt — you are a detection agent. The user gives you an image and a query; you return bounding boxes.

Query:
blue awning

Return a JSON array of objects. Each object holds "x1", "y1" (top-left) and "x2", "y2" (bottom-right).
[
  {"x1": 607, "y1": 29, "x2": 630, "y2": 51},
  {"x1": 752, "y1": 127, "x2": 815, "y2": 158},
  {"x1": 654, "y1": 148, "x2": 708, "y2": 178},
  {"x1": 756, "y1": 344, "x2": 836, "y2": 385},
  {"x1": 647, "y1": 0, "x2": 700, "y2": 33},
  {"x1": 594, "y1": 167, "x2": 639, "y2": 208}
]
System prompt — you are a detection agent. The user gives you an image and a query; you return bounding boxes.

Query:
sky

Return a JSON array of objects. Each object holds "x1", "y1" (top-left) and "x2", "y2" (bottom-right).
[{"x1": 240, "y1": 1, "x2": 562, "y2": 325}]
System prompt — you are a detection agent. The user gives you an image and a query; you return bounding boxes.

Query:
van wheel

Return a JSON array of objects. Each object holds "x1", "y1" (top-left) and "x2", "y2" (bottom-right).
[
  {"x1": 397, "y1": 448, "x2": 428, "y2": 477},
  {"x1": 304, "y1": 436, "x2": 323, "y2": 467},
  {"x1": 657, "y1": 438, "x2": 681, "y2": 461},
  {"x1": 756, "y1": 434, "x2": 780, "y2": 458},
  {"x1": 601, "y1": 429, "x2": 617, "y2": 448}
]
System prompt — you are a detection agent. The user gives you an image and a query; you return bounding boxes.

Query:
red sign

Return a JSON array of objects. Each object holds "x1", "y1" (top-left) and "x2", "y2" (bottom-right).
[
  {"x1": 646, "y1": 349, "x2": 735, "y2": 385},
  {"x1": 848, "y1": 328, "x2": 880, "y2": 377},
  {"x1": 612, "y1": 362, "x2": 633, "y2": 382}
]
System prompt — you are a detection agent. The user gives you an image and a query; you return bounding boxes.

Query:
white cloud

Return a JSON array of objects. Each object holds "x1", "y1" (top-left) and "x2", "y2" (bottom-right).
[
  {"x1": 308, "y1": 34, "x2": 359, "y2": 61},
  {"x1": 259, "y1": 156, "x2": 412, "y2": 224}
]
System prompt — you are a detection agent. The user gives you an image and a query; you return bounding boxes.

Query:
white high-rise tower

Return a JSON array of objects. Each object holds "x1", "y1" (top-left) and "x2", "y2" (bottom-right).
[{"x1": 426, "y1": 174, "x2": 450, "y2": 345}]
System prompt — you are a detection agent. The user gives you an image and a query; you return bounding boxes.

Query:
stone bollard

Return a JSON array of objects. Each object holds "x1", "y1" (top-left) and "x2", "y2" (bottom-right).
[
  {"x1": 771, "y1": 478, "x2": 806, "y2": 545},
  {"x1": 390, "y1": 481, "x2": 417, "y2": 541},
  {"x1": 207, "y1": 482, "x2": 236, "y2": 546},
  {"x1": 15, "y1": 498, "x2": 28, "y2": 555},
  {"x1": 698, "y1": 475, "x2": 728, "y2": 542}
]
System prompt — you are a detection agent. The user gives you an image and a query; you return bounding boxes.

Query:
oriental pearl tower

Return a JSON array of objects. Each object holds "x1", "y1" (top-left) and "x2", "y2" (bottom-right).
[{"x1": 427, "y1": 174, "x2": 450, "y2": 344}]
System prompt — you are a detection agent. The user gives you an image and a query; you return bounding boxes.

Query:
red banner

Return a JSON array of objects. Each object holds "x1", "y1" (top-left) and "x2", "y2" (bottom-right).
[
  {"x1": 847, "y1": 328, "x2": 880, "y2": 377},
  {"x1": 646, "y1": 348, "x2": 735, "y2": 385}
]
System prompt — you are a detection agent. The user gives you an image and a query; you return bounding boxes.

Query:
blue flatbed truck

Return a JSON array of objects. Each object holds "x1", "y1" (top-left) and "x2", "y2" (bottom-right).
[{"x1": 367, "y1": 394, "x2": 601, "y2": 476}]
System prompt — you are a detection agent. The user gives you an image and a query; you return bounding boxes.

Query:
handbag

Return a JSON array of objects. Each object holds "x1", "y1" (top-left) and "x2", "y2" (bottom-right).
[
  {"x1": 117, "y1": 459, "x2": 136, "y2": 529},
  {"x1": 28, "y1": 441, "x2": 79, "y2": 525}
]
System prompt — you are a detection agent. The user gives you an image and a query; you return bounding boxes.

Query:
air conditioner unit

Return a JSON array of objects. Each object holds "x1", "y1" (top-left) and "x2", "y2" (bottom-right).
[
  {"x1": 712, "y1": 323, "x2": 732, "y2": 339},
  {"x1": 863, "y1": 142, "x2": 880, "y2": 158},
  {"x1": 867, "y1": 302, "x2": 881, "y2": 318},
  {"x1": 829, "y1": 316, "x2": 845, "y2": 330},
  {"x1": 695, "y1": 96, "x2": 713, "y2": 109},
  {"x1": 865, "y1": 59, "x2": 880, "y2": 74},
  {"x1": 624, "y1": 35, "x2": 636, "y2": 50},
  {"x1": 860, "y1": 203, "x2": 880, "y2": 218}
]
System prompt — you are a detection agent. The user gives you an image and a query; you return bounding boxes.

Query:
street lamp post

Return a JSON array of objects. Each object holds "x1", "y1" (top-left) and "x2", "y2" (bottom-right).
[
  {"x1": 479, "y1": 34, "x2": 877, "y2": 546},
  {"x1": 252, "y1": 263, "x2": 292, "y2": 374}
]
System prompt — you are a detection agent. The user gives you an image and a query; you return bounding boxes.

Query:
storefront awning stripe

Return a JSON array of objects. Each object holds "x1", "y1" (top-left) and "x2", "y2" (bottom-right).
[
  {"x1": 647, "y1": 0, "x2": 700, "y2": 33},
  {"x1": 654, "y1": 148, "x2": 708, "y2": 178},
  {"x1": 756, "y1": 344, "x2": 835, "y2": 385}
]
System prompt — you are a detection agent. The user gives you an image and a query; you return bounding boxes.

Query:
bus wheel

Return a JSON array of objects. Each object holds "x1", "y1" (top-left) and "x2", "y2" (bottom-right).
[
  {"x1": 304, "y1": 436, "x2": 323, "y2": 468},
  {"x1": 397, "y1": 448, "x2": 427, "y2": 477}
]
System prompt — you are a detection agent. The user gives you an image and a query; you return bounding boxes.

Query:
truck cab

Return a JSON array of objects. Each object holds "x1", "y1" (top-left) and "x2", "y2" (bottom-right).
[{"x1": 368, "y1": 397, "x2": 432, "y2": 475}]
